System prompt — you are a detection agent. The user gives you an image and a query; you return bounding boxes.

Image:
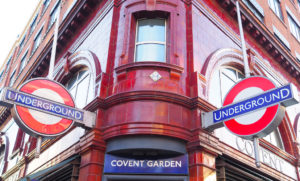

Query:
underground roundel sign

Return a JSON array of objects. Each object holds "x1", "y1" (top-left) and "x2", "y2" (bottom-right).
[
  {"x1": 221, "y1": 76, "x2": 285, "y2": 139},
  {"x1": 12, "y1": 78, "x2": 75, "y2": 137}
]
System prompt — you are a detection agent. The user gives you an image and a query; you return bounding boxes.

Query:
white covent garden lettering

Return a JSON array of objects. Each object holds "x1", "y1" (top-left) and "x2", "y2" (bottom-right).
[
  {"x1": 214, "y1": 129, "x2": 298, "y2": 180},
  {"x1": 236, "y1": 137, "x2": 283, "y2": 171},
  {"x1": 111, "y1": 159, "x2": 182, "y2": 168}
]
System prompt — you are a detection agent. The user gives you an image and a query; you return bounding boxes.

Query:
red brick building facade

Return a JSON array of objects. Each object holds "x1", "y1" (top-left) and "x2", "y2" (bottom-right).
[{"x1": 0, "y1": 0, "x2": 299, "y2": 180}]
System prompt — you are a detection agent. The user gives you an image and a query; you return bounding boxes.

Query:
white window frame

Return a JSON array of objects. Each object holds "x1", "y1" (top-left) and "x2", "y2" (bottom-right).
[
  {"x1": 19, "y1": 50, "x2": 28, "y2": 74},
  {"x1": 134, "y1": 18, "x2": 166, "y2": 62},
  {"x1": 48, "y1": 1, "x2": 60, "y2": 30},
  {"x1": 5, "y1": 57, "x2": 12, "y2": 73},
  {"x1": 18, "y1": 36, "x2": 26, "y2": 54},
  {"x1": 219, "y1": 66, "x2": 245, "y2": 103},
  {"x1": 0, "y1": 144, "x2": 6, "y2": 174},
  {"x1": 32, "y1": 27, "x2": 43, "y2": 53},
  {"x1": 0, "y1": 71, "x2": 3, "y2": 82},
  {"x1": 66, "y1": 68, "x2": 93, "y2": 108},
  {"x1": 287, "y1": 13, "x2": 300, "y2": 41},
  {"x1": 242, "y1": 0, "x2": 264, "y2": 22},
  {"x1": 273, "y1": 25, "x2": 290, "y2": 50},
  {"x1": 30, "y1": 15, "x2": 38, "y2": 35},
  {"x1": 9, "y1": 68, "x2": 16, "y2": 87},
  {"x1": 42, "y1": 0, "x2": 51, "y2": 15},
  {"x1": 263, "y1": 127, "x2": 284, "y2": 149},
  {"x1": 296, "y1": 52, "x2": 300, "y2": 62},
  {"x1": 268, "y1": 0, "x2": 283, "y2": 20}
]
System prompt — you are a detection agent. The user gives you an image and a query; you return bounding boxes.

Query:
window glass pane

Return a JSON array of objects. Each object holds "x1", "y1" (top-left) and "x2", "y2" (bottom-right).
[
  {"x1": 0, "y1": 145, "x2": 5, "y2": 173},
  {"x1": 70, "y1": 86, "x2": 77, "y2": 99},
  {"x1": 237, "y1": 72, "x2": 245, "y2": 80},
  {"x1": 5, "y1": 121, "x2": 19, "y2": 155},
  {"x1": 75, "y1": 75, "x2": 90, "y2": 108},
  {"x1": 48, "y1": 5, "x2": 59, "y2": 29},
  {"x1": 87, "y1": 78, "x2": 94, "y2": 103},
  {"x1": 9, "y1": 70, "x2": 16, "y2": 87},
  {"x1": 222, "y1": 68, "x2": 237, "y2": 81},
  {"x1": 30, "y1": 16, "x2": 37, "y2": 34},
  {"x1": 242, "y1": 0, "x2": 264, "y2": 22},
  {"x1": 210, "y1": 67, "x2": 242, "y2": 106},
  {"x1": 43, "y1": 0, "x2": 51, "y2": 13},
  {"x1": 19, "y1": 38, "x2": 25, "y2": 53},
  {"x1": 66, "y1": 69, "x2": 92, "y2": 109},
  {"x1": 0, "y1": 72, "x2": 3, "y2": 82},
  {"x1": 78, "y1": 70, "x2": 87, "y2": 80},
  {"x1": 136, "y1": 44, "x2": 165, "y2": 62},
  {"x1": 263, "y1": 129, "x2": 284, "y2": 149},
  {"x1": 20, "y1": 52, "x2": 28, "y2": 73},
  {"x1": 33, "y1": 29, "x2": 43, "y2": 52},
  {"x1": 288, "y1": 15, "x2": 300, "y2": 41},
  {"x1": 269, "y1": 0, "x2": 275, "y2": 11},
  {"x1": 209, "y1": 71, "x2": 222, "y2": 108},
  {"x1": 220, "y1": 73, "x2": 235, "y2": 100},
  {"x1": 20, "y1": 58, "x2": 26, "y2": 71},
  {"x1": 137, "y1": 19, "x2": 165, "y2": 42},
  {"x1": 269, "y1": 0, "x2": 283, "y2": 19},
  {"x1": 67, "y1": 75, "x2": 77, "y2": 89}
]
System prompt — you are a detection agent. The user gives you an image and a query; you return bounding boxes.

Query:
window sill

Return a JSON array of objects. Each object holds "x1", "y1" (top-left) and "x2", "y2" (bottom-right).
[
  {"x1": 289, "y1": 0, "x2": 297, "y2": 10},
  {"x1": 115, "y1": 62, "x2": 183, "y2": 80},
  {"x1": 31, "y1": 48, "x2": 38, "y2": 57},
  {"x1": 291, "y1": 33, "x2": 300, "y2": 43},
  {"x1": 269, "y1": 8, "x2": 286, "y2": 27},
  {"x1": 9, "y1": 149, "x2": 20, "y2": 160},
  {"x1": 28, "y1": 31, "x2": 34, "y2": 41},
  {"x1": 44, "y1": 21, "x2": 56, "y2": 39}
]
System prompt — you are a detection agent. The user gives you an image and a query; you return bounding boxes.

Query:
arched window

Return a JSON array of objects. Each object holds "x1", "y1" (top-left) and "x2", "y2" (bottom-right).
[
  {"x1": 65, "y1": 68, "x2": 93, "y2": 109},
  {"x1": 263, "y1": 128, "x2": 284, "y2": 149},
  {"x1": 0, "y1": 144, "x2": 5, "y2": 174},
  {"x1": 209, "y1": 66, "x2": 244, "y2": 108},
  {"x1": 0, "y1": 134, "x2": 9, "y2": 175}
]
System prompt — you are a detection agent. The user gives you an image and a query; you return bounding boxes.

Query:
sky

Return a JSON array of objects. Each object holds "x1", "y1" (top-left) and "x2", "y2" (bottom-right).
[{"x1": 0, "y1": 0, "x2": 40, "y2": 68}]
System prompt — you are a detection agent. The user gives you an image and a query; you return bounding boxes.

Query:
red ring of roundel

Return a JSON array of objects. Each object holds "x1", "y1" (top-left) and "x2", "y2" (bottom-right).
[
  {"x1": 16, "y1": 79, "x2": 74, "y2": 136},
  {"x1": 223, "y1": 77, "x2": 278, "y2": 136}
]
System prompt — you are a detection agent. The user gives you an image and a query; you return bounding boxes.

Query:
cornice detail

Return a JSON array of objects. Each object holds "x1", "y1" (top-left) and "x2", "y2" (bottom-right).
[
  {"x1": 115, "y1": 62, "x2": 184, "y2": 74},
  {"x1": 85, "y1": 90, "x2": 216, "y2": 111},
  {"x1": 215, "y1": 0, "x2": 300, "y2": 84}
]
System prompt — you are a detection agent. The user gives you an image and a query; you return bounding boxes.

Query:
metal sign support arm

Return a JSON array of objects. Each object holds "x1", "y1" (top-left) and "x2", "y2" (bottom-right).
[{"x1": 253, "y1": 137, "x2": 261, "y2": 168}]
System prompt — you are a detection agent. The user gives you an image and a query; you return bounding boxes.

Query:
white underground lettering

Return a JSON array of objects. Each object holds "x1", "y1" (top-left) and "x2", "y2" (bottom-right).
[
  {"x1": 7, "y1": 90, "x2": 83, "y2": 120},
  {"x1": 32, "y1": 99, "x2": 37, "y2": 107},
  {"x1": 37, "y1": 100, "x2": 43, "y2": 109},
  {"x1": 214, "y1": 88, "x2": 290, "y2": 122},
  {"x1": 43, "y1": 102, "x2": 50, "y2": 109}
]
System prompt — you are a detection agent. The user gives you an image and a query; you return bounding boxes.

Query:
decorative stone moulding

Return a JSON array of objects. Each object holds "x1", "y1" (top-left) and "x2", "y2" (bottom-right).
[
  {"x1": 115, "y1": 62, "x2": 184, "y2": 81},
  {"x1": 149, "y1": 71, "x2": 162, "y2": 82}
]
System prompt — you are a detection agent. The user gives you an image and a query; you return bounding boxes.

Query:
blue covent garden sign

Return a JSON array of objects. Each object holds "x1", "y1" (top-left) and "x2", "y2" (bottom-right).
[{"x1": 104, "y1": 154, "x2": 188, "y2": 175}]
